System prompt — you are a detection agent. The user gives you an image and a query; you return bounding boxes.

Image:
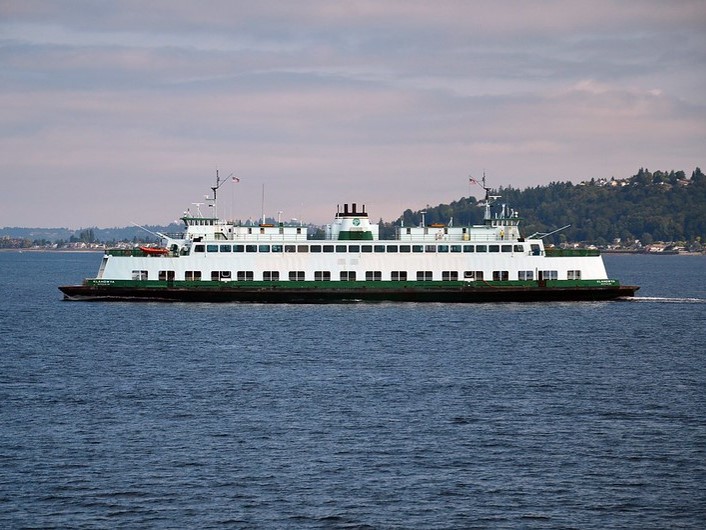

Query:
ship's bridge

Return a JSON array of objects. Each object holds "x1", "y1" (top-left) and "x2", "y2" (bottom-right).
[
  {"x1": 182, "y1": 216, "x2": 231, "y2": 241},
  {"x1": 396, "y1": 222, "x2": 521, "y2": 242},
  {"x1": 183, "y1": 216, "x2": 308, "y2": 242}
]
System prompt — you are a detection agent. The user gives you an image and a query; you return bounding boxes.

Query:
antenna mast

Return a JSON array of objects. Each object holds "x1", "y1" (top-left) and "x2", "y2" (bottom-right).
[
  {"x1": 210, "y1": 170, "x2": 221, "y2": 219},
  {"x1": 207, "y1": 169, "x2": 235, "y2": 220},
  {"x1": 261, "y1": 183, "x2": 266, "y2": 225}
]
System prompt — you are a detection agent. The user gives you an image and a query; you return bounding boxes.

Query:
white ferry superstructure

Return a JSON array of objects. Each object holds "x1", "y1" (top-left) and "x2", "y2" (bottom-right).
[{"x1": 59, "y1": 175, "x2": 639, "y2": 302}]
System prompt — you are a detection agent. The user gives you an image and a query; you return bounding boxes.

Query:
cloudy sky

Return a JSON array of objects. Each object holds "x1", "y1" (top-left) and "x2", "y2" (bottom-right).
[{"x1": 1, "y1": 1, "x2": 705, "y2": 228}]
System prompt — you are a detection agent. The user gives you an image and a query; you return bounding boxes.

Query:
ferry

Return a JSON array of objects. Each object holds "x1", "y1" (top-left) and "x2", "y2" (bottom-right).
[{"x1": 59, "y1": 174, "x2": 639, "y2": 302}]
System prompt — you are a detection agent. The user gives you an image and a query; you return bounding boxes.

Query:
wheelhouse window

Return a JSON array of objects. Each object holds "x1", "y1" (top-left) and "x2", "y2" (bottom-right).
[
  {"x1": 425, "y1": 245, "x2": 436, "y2": 253},
  {"x1": 463, "y1": 245, "x2": 474, "y2": 253},
  {"x1": 438, "y1": 245, "x2": 449, "y2": 253},
  {"x1": 399, "y1": 245, "x2": 411, "y2": 253},
  {"x1": 310, "y1": 245, "x2": 322, "y2": 253},
  {"x1": 374, "y1": 245, "x2": 385, "y2": 253},
  {"x1": 219, "y1": 244, "x2": 232, "y2": 252},
  {"x1": 514, "y1": 245, "x2": 524, "y2": 253},
  {"x1": 194, "y1": 245, "x2": 205, "y2": 253},
  {"x1": 531, "y1": 244, "x2": 541, "y2": 256},
  {"x1": 361, "y1": 245, "x2": 373, "y2": 253},
  {"x1": 335, "y1": 245, "x2": 347, "y2": 252},
  {"x1": 489, "y1": 245, "x2": 500, "y2": 253},
  {"x1": 501, "y1": 245, "x2": 512, "y2": 252},
  {"x1": 348, "y1": 245, "x2": 360, "y2": 253},
  {"x1": 258, "y1": 245, "x2": 270, "y2": 252},
  {"x1": 412, "y1": 245, "x2": 423, "y2": 253},
  {"x1": 233, "y1": 245, "x2": 244, "y2": 252},
  {"x1": 297, "y1": 245, "x2": 308, "y2": 253},
  {"x1": 451, "y1": 245, "x2": 462, "y2": 253},
  {"x1": 323, "y1": 245, "x2": 334, "y2": 253},
  {"x1": 387, "y1": 245, "x2": 398, "y2": 253},
  {"x1": 442, "y1": 271, "x2": 458, "y2": 281},
  {"x1": 285, "y1": 245, "x2": 296, "y2": 252},
  {"x1": 476, "y1": 245, "x2": 487, "y2": 253},
  {"x1": 246, "y1": 245, "x2": 257, "y2": 253},
  {"x1": 207, "y1": 244, "x2": 218, "y2": 252}
]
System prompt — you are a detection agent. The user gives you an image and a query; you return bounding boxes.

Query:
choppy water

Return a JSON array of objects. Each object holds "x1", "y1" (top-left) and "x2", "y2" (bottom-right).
[{"x1": 1, "y1": 252, "x2": 705, "y2": 528}]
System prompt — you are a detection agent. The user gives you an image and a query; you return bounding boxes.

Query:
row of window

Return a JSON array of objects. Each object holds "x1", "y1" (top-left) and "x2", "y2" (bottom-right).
[
  {"x1": 135, "y1": 269, "x2": 577, "y2": 281},
  {"x1": 193, "y1": 243, "x2": 535, "y2": 254}
]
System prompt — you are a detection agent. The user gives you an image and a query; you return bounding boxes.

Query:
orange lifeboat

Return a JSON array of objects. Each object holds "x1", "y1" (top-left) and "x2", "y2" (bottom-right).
[{"x1": 139, "y1": 246, "x2": 169, "y2": 256}]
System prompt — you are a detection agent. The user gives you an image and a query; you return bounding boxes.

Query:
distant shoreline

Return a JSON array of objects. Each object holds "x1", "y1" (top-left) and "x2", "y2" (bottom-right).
[{"x1": 0, "y1": 248, "x2": 104, "y2": 253}]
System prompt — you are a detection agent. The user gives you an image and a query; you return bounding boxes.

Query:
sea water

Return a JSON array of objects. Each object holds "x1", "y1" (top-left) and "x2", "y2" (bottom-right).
[{"x1": 1, "y1": 252, "x2": 704, "y2": 528}]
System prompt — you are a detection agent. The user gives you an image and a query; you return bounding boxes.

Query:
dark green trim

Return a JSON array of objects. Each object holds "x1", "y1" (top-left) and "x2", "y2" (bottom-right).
[
  {"x1": 545, "y1": 248, "x2": 601, "y2": 257},
  {"x1": 337, "y1": 231, "x2": 374, "y2": 240}
]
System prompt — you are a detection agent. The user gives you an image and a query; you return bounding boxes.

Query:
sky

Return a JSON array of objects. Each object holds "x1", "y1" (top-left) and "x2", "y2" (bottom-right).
[{"x1": 1, "y1": 0, "x2": 705, "y2": 228}]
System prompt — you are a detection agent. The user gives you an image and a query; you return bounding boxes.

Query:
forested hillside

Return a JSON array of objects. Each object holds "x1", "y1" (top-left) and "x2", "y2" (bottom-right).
[{"x1": 397, "y1": 167, "x2": 706, "y2": 247}]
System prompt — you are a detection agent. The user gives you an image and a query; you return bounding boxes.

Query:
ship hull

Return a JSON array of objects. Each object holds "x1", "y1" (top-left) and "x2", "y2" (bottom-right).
[{"x1": 59, "y1": 284, "x2": 639, "y2": 303}]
